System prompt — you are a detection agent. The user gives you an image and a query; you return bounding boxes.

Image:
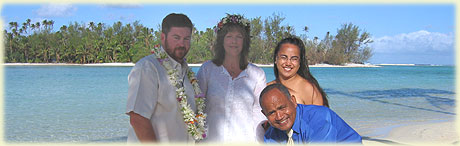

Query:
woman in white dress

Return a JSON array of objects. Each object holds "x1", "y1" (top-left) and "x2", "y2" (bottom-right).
[{"x1": 197, "y1": 14, "x2": 266, "y2": 143}]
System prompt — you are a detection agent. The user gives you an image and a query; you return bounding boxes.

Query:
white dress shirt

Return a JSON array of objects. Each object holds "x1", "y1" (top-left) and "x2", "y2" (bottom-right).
[
  {"x1": 126, "y1": 48, "x2": 196, "y2": 143},
  {"x1": 197, "y1": 61, "x2": 267, "y2": 143}
]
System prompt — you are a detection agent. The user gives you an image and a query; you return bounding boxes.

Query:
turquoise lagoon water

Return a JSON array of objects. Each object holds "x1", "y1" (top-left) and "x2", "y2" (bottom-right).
[{"x1": 4, "y1": 65, "x2": 456, "y2": 142}]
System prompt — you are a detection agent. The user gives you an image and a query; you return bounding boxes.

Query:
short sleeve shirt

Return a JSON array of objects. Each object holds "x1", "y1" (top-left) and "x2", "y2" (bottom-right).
[{"x1": 126, "y1": 50, "x2": 196, "y2": 143}]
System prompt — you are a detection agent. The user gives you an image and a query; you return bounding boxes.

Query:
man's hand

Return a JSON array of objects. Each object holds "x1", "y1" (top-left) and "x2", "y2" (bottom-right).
[{"x1": 129, "y1": 112, "x2": 157, "y2": 142}]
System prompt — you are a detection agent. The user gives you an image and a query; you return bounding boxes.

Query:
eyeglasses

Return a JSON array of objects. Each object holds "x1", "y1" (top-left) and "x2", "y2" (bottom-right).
[{"x1": 277, "y1": 55, "x2": 299, "y2": 63}]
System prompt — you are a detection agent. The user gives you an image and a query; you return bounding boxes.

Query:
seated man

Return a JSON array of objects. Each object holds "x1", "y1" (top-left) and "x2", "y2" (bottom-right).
[{"x1": 260, "y1": 83, "x2": 362, "y2": 144}]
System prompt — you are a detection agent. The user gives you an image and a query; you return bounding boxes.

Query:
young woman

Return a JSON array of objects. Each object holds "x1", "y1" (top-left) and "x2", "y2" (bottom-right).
[
  {"x1": 197, "y1": 14, "x2": 266, "y2": 142},
  {"x1": 268, "y1": 37, "x2": 329, "y2": 107}
]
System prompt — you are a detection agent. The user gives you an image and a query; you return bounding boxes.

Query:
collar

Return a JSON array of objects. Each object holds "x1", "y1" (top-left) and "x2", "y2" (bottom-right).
[
  {"x1": 220, "y1": 64, "x2": 249, "y2": 79},
  {"x1": 286, "y1": 128, "x2": 294, "y2": 137},
  {"x1": 161, "y1": 46, "x2": 189, "y2": 77}
]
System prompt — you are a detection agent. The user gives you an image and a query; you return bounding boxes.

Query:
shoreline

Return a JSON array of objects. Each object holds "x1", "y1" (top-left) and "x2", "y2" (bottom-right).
[
  {"x1": 362, "y1": 119, "x2": 459, "y2": 145},
  {"x1": 3, "y1": 62, "x2": 384, "y2": 68},
  {"x1": 384, "y1": 119, "x2": 459, "y2": 144}
]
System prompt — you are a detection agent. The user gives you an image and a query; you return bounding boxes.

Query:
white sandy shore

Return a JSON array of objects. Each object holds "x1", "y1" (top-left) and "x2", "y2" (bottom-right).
[
  {"x1": 362, "y1": 120, "x2": 459, "y2": 145},
  {"x1": 3, "y1": 63, "x2": 382, "y2": 67},
  {"x1": 377, "y1": 63, "x2": 415, "y2": 66},
  {"x1": 385, "y1": 120, "x2": 458, "y2": 144}
]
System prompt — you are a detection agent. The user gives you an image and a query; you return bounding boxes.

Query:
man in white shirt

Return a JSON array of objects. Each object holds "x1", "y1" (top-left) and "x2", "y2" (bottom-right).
[{"x1": 126, "y1": 13, "x2": 197, "y2": 143}]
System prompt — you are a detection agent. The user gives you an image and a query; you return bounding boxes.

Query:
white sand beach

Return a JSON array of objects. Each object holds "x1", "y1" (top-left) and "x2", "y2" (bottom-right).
[
  {"x1": 386, "y1": 120, "x2": 458, "y2": 144},
  {"x1": 362, "y1": 120, "x2": 459, "y2": 145},
  {"x1": 311, "y1": 63, "x2": 381, "y2": 67},
  {"x1": 377, "y1": 64, "x2": 415, "y2": 66}
]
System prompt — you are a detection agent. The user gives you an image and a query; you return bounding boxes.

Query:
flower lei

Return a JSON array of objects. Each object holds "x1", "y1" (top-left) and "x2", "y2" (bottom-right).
[
  {"x1": 214, "y1": 13, "x2": 250, "y2": 33},
  {"x1": 151, "y1": 44, "x2": 207, "y2": 141}
]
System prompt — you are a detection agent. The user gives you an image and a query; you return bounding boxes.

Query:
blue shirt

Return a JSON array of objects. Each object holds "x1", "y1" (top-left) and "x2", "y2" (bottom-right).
[{"x1": 264, "y1": 104, "x2": 362, "y2": 144}]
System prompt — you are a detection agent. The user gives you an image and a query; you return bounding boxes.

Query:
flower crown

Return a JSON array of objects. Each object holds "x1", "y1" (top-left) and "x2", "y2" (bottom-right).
[{"x1": 214, "y1": 14, "x2": 250, "y2": 33}]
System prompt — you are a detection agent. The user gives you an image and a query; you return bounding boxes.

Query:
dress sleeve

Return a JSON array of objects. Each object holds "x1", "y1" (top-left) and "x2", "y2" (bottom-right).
[
  {"x1": 196, "y1": 61, "x2": 208, "y2": 97},
  {"x1": 126, "y1": 62, "x2": 159, "y2": 120},
  {"x1": 253, "y1": 66, "x2": 268, "y2": 143}
]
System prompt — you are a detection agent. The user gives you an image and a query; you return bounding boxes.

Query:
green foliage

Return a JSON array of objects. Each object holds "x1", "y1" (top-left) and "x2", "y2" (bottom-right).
[
  {"x1": 4, "y1": 16, "x2": 373, "y2": 65},
  {"x1": 186, "y1": 28, "x2": 214, "y2": 63},
  {"x1": 304, "y1": 23, "x2": 374, "y2": 65},
  {"x1": 332, "y1": 23, "x2": 374, "y2": 64},
  {"x1": 248, "y1": 16, "x2": 265, "y2": 63}
]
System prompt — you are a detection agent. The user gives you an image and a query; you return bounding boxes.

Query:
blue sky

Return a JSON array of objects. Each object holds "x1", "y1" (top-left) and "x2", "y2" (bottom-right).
[{"x1": 1, "y1": 4, "x2": 455, "y2": 65}]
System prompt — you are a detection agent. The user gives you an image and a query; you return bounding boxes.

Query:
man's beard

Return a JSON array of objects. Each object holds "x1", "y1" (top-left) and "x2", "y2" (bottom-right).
[{"x1": 164, "y1": 39, "x2": 186, "y2": 62}]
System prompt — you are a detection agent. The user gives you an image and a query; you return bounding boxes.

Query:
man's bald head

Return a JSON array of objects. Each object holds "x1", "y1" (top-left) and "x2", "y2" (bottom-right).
[
  {"x1": 259, "y1": 83, "x2": 292, "y2": 106},
  {"x1": 259, "y1": 83, "x2": 297, "y2": 131}
]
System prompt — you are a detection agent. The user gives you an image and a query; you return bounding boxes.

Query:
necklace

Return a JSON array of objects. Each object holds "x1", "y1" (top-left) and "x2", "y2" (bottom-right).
[{"x1": 151, "y1": 45, "x2": 207, "y2": 141}]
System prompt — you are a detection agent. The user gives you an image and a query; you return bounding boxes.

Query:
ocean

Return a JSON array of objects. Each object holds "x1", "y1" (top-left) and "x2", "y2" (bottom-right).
[{"x1": 4, "y1": 65, "x2": 456, "y2": 142}]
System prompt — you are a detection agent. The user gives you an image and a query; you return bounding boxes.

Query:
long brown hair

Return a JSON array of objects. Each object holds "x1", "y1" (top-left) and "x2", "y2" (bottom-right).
[
  {"x1": 211, "y1": 17, "x2": 250, "y2": 70},
  {"x1": 273, "y1": 37, "x2": 329, "y2": 107}
]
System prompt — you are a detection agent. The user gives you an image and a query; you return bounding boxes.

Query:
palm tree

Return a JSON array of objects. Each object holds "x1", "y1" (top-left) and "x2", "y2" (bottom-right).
[
  {"x1": 31, "y1": 23, "x2": 36, "y2": 31},
  {"x1": 7, "y1": 22, "x2": 20, "y2": 62},
  {"x1": 5, "y1": 30, "x2": 14, "y2": 62},
  {"x1": 57, "y1": 25, "x2": 69, "y2": 63},
  {"x1": 48, "y1": 20, "x2": 54, "y2": 30},
  {"x1": 35, "y1": 22, "x2": 41, "y2": 32},
  {"x1": 89, "y1": 21, "x2": 95, "y2": 31},
  {"x1": 304, "y1": 26, "x2": 309, "y2": 33},
  {"x1": 26, "y1": 19, "x2": 31, "y2": 25},
  {"x1": 22, "y1": 23, "x2": 28, "y2": 34},
  {"x1": 9, "y1": 22, "x2": 18, "y2": 31},
  {"x1": 42, "y1": 20, "x2": 48, "y2": 30}
]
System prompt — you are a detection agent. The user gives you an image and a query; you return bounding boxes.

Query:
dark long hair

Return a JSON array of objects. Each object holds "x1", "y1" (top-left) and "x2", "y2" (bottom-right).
[
  {"x1": 273, "y1": 37, "x2": 329, "y2": 107},
  {"x1": 211, "y1": 21, "x2": 250, "y2": 70}
]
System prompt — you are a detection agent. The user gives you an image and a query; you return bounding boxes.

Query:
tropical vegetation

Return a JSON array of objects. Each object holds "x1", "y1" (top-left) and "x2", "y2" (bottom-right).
[{"x1": 3, "y1": 14, "x2": 373, "y2": 65}]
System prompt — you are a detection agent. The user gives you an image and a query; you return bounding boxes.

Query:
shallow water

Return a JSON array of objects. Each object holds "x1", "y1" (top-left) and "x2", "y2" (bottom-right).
[{"x1": 4, "y1": 65, "x2": 455, "y2": 142}]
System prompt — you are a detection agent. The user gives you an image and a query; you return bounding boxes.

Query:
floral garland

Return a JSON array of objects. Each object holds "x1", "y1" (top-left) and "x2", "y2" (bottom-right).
[
  {"x1": 151, "y1": 44, "x2": 207, "y2": 141},
  {"x1": 214, "y1": 13, "x2": 250, "y2": 33}
]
